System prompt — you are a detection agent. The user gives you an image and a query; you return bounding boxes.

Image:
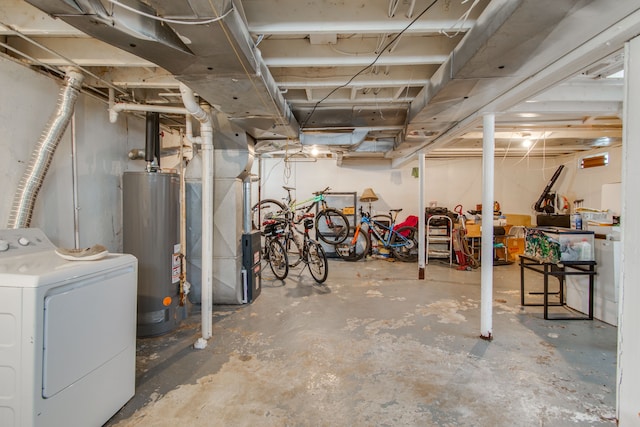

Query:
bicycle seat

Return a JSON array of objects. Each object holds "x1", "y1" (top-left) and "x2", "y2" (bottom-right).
[
  {"x1": 389, "y1": 208, "x2": 403, "y2": 212},
  {"x1": 262, "y1": 218, "x2": 285, "y2": 225},
  {"x1": 283, "y1": 186, "x2": 295, "y2": 191}
]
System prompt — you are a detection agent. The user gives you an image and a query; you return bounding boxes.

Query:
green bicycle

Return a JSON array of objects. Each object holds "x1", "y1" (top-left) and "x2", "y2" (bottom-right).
[{"x1": 252, "y1": 186, "x2": 350, "y2": 245}]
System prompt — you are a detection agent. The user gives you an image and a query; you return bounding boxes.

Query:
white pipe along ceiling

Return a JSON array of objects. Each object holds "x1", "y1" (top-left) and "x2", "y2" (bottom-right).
[{"x1": 2, "y1": 0, "x2": 635, "y2": 163}]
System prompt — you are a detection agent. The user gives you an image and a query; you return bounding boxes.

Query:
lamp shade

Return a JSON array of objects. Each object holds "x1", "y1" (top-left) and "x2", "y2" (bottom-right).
[{"x1": 359, "y1": 188, "x2": 379, "y2": 202}]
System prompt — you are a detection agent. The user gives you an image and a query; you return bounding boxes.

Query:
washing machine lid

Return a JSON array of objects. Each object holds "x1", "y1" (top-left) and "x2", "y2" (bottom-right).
[
  {"x1": 0, "y1": 228, "x2": 136, "y2": 287},
  {"x1": 0, "y1": 252, "x2": 137, "y2": 287}
]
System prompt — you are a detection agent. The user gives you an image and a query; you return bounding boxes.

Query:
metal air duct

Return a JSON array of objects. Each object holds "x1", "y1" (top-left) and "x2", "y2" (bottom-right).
[{"x1": 8, "y1": 68, "x2": 84, "y2": 228}]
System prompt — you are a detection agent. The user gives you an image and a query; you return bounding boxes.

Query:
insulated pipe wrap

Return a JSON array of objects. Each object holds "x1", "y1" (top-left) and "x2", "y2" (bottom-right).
[{"x1": 8, "y1": 69, "x2": 84, "y2": 228}]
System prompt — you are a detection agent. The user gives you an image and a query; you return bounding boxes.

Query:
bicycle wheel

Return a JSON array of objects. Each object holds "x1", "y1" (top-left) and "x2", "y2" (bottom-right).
[
  {"x1": 335, "y1": 226, "x2": 370, "y2": 261},
  {"x1": 315, "y1": 208, "x2": 350, "y2": 244},
  {"x1": 251, "y1": 199, "x2": 286, "y2": 231},
  {"x1": 391, "y1": 225, "x2": 419, "y2": 262},
  {"x1": 267, "y1": 238, "x2": 289, "y2": 280},
  {"x1": 307, "y1": 241, "x2": 328, "y2": 283}
]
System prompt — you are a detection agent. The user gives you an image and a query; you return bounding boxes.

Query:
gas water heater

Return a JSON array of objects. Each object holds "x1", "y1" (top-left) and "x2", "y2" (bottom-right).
[{"x1": 123, "y1": 171, "x2": 184, "y2": 337}]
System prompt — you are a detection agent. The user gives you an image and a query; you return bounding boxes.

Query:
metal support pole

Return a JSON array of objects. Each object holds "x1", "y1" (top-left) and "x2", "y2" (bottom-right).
[
  {"x1": 418, "y1": 151, "x2": 426, "y2": 279},
  {"x1": 480, "y1": 113, "x2": 495, "y2": 340}
]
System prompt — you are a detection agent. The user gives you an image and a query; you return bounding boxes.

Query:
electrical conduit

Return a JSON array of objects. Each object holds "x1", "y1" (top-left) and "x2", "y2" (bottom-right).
[{"x1": 180, "y1": 83, "x2": 214, "y2": 349}]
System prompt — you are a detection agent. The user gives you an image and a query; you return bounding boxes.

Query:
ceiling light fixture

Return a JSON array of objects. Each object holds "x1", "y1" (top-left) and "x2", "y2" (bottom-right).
[
  {"x1": 311, "y1": 146, "x2": 319, "y2": 156},
  {"x1": 522, "y1": 139, "x2": 532, "y2": 148},
  {"x1": 593, "y1": 137, "x2": 611, "y2": 147}
]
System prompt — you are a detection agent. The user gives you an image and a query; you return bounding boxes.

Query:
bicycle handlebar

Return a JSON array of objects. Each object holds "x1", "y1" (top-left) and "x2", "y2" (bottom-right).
[{"x1": 313, "y1": 186, "x2": 331, "y2": 195}]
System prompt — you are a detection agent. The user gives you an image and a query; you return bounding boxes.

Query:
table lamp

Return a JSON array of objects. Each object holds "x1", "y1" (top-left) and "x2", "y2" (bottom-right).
[{"x1": 359, "y1": 188, "x2": 379, "y2": 213}]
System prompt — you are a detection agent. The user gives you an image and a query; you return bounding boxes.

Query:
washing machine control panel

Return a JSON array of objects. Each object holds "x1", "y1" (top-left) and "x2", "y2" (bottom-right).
[{"x1": 0, "y1": 228, "x2": 55, "y2": 257}]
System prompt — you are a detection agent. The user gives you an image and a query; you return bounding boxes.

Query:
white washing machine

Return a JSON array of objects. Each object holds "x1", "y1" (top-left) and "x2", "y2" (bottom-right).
[
  {"x1": 566, "y1": 237, "x2": 621, "y2": 326},
  {"x1": 0, "y1": 228, "x2": 137, "y2": 427}
]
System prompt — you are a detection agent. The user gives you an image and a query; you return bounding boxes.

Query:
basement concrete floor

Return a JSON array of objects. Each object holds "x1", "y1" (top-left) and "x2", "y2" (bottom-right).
[{"x1": 106, "y1": 257, "x2": 617, "y2": 427}]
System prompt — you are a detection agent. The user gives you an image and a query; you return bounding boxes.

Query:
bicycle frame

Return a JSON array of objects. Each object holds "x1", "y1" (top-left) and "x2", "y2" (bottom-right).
[
  {"x1": 358, "y1": 210, "x2": 409, "y2": 249},
  {"x1": 337, "y1": 206, "x2": 417, "y2": 262},
  {"x1": 284, "y1": 213, "x2": 313, "y2": 264},
  {"x1": 282, "y1": 187, "x2": 329, "y2": 221},
  {"x1": 255, "y1": 186, "x2": 349, "y2": 245}
]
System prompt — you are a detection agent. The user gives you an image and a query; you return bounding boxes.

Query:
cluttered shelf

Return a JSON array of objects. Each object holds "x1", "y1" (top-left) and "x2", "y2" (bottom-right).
[{"x1": 461, "y1": 213, "x2": 530, "y2": 266}]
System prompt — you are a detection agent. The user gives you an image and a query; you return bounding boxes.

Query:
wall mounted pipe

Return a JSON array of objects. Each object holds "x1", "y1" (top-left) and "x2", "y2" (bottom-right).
[
  {"x1": 70, "y1": 113, "x2": 80, "y2": 248},
  {"x1": 109, "y1": 103, "x2": 189, "y2": 122},
  {"x1": 180, "y1": 82, "x2": 214, "y2": 350},
  {"x1": 108, "y1": 89, "x2": 188, "y2": 123},
  {"x1": 8, "y1": 68, "x2": 84, "y2": 228},
  {"x1": 184, "y1": 115, "x2": 202, "y2": 145},
  {"x1": 178, "y1": 136, "x2": 189, "y2": 303}
]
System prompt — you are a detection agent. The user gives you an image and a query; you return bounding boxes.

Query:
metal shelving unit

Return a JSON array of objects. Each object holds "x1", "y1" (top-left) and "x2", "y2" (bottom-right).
[
  {"x1": 426, "y1": 215, "x2": 452, "y2": 265},
  {"x1": 315, "y1": 191, "x2": 357, "y2": 257}
]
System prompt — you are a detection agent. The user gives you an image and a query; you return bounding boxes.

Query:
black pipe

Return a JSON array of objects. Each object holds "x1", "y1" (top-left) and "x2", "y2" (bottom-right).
[
  {"x1": 153, "y1": 112, "x2": 161, "y2": 168},
  {"x1": 534, "y1": 165, "x2": 564, "y2": 213},
  {"x1": 144, "y1": 111, "x2": 157, "y2": 165}
]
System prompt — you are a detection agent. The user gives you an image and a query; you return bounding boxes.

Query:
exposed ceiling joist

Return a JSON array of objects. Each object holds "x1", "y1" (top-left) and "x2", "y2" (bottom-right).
[{"x1": 1, "y1": 0, "x2": 633, "y2": 164}]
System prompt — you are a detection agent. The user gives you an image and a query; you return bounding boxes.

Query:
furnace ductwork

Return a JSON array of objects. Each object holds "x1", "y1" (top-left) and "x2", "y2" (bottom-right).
[{"x1": 8, "y1": 68, "x2": 84, "y2": 228}]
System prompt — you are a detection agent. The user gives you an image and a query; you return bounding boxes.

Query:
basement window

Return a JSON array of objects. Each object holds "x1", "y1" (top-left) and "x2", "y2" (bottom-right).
[{"x1": 581, "y1": 153, "x2": 609, "y2": 169}]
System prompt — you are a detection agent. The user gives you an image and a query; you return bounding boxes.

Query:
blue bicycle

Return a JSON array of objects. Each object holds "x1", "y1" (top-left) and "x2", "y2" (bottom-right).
[{"x1": 335, "y1": 206, "x2": 419, "y2": 262}]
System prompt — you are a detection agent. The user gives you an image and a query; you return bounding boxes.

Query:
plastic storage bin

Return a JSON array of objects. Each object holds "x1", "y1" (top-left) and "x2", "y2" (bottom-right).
[{"x1": 525, "y1": 227, "x2": 595, "y2": 263}]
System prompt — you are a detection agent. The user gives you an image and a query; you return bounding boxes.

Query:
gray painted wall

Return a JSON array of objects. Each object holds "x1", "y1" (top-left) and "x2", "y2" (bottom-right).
[{"x1": 0, "y1": 55, "x2": 144, "y2": 250}]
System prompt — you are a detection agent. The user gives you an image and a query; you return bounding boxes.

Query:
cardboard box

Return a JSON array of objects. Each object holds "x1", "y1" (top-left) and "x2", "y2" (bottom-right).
[
  {"x1": 507, "y1": 237, "x2": 525, "y2": 261},
  {"x1": 466, "y1": 224, "x2": 481, "y2": 237},
  {"x1": 505, "y1": 214, "x2": 532, "y2": 227}
]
